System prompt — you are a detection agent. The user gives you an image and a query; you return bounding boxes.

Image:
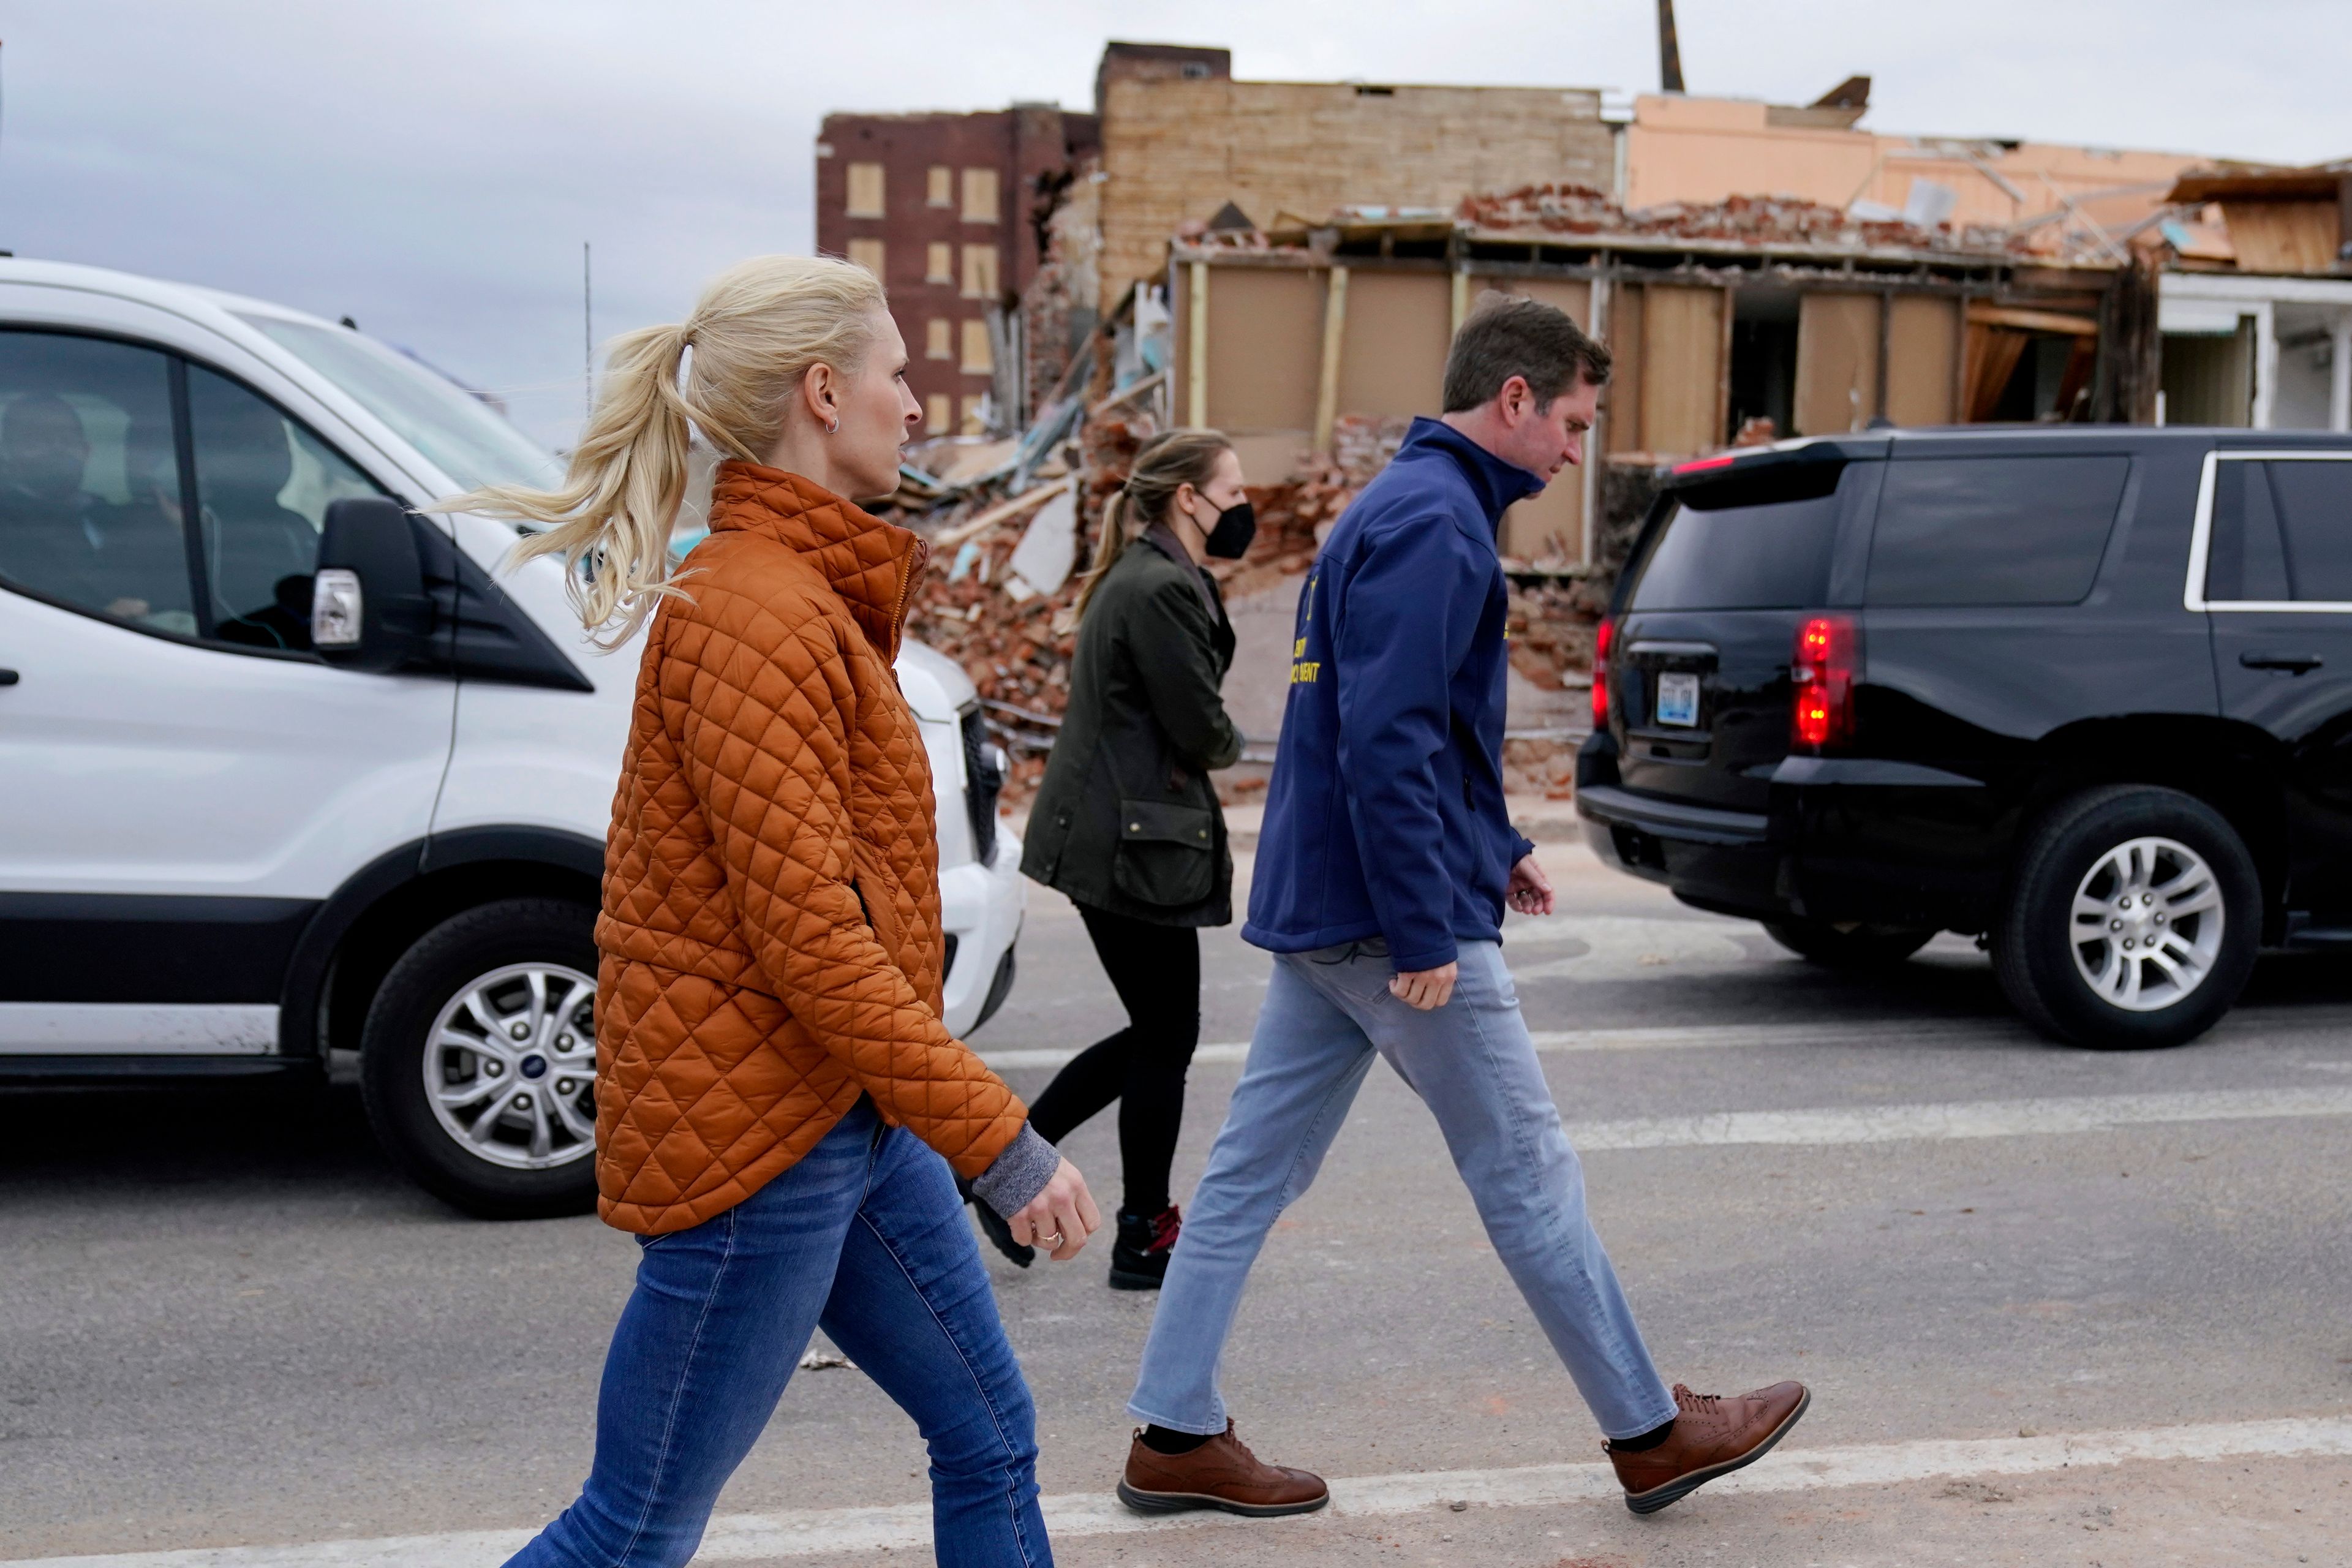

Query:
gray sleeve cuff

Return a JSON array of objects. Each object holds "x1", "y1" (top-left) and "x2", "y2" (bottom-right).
[{"x1": 970, "y1": 1123, "x2": 1061, "y2": 1219}]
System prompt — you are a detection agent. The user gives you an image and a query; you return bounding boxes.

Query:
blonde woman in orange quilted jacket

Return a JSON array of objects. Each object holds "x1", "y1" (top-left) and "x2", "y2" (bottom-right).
[{"x1": 441, "y1": 255, "x2": 1099, "y2": 1568}]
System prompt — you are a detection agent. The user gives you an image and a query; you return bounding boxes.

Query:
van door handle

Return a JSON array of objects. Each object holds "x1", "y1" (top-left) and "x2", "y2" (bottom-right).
[
  {"x1": 2240, "y1": 651, "x2": 2324, "y2": 674},
  {"x1": 0, "y1": 668, "x2": 18, "y2": 686}
]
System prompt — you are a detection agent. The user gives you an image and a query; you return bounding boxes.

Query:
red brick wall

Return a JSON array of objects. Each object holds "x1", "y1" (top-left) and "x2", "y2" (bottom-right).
[{"x1": 815, "y1": 108, "x2": 1096, "y2": 433}]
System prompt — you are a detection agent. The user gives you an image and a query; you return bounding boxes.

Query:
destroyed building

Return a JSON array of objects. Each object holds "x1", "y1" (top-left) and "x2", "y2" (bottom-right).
[
  {"x1": 1623, "y1": 85, "x2": 2204, "y2": 252},
  {"x1": 815, "y1": 41, "x2": 1619, "y2": 436},
  {"x1": 826, "y1": 50, "x2": 2339, "y2": 803},
  {"x1": 815, "y1": 103, "x2": 1099, "y2": 437},
  {"x1": 2152, "y1": 161, "x2": 2352, "y2": 431},
  {"x1": 1160, "y1": 186, "x2": 2137, "y2": 561},
  {"x1": 1091, "y1": 41, "x2": 1615, "y2": 308}
]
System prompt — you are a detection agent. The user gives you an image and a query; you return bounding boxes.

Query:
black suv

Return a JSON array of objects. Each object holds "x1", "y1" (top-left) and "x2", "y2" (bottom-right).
[{"x1": 1578, "y1": 427, "x2": 2352, "y2": 1049}]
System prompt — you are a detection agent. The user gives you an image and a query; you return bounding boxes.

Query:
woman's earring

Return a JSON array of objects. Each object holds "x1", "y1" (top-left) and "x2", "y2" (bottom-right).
[{"x1": 826, "y1": 419, "x2": 839, "y2": 434}]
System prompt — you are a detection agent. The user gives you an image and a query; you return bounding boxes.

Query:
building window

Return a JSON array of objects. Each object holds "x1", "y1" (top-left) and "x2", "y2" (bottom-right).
[
  {"x1": 927, "y1": 166, "x2": 952, "y2": 208},
  {"x1": 961, "y1": 318, "x2": 993, "y2": 375},
  {"x1": 924, "y1": 393, "x2": 951, "y2": 435},
  {"x1": 925, "y1": 318, "x2": 952, "y2": 360},
  {"x1": 846, "y1": 238, "x2": 885, "y2": 277},
  {"x1": 845, "y1": 162, "x2": 885, "y2": 219},
  {"x1": 960, "y1": 243, "x2": 998, "y2": 300},
  {"x1": 925, "y1": 242, "x2": 954, "y2": 284},
  {"x1": 960, "y1": 168, "x2": 1000, "y2": 224},
  {"x1": 960, "y1": 393, "x2": 987, "y2": 435}
]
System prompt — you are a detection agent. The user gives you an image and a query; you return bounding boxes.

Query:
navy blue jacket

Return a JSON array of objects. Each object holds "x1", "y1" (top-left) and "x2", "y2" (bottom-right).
[{"x1": 1243, "y1": 418, "x2": 1542, "y2": 971}]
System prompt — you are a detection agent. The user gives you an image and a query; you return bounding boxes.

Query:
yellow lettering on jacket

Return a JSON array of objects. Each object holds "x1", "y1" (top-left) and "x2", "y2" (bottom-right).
[{"x1": 1290, "y1": 660, "x2": 1321, "y2": 684}]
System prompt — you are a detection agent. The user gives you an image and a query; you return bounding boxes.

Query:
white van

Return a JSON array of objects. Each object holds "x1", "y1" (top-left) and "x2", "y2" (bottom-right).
[{"x1": 0, "y1": 260, "x2": 1024, "y2": 1216}]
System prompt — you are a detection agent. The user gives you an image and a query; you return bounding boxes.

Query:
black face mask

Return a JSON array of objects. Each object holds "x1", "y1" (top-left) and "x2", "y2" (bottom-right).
[{"x1": 1199, "y1": 499, "x2": 1257, "y2": 560}]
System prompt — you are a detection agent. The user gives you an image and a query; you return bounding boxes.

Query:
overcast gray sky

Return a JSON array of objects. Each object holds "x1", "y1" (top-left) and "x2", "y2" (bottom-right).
[{"x1": 3, "y1": 0, "x2": 2345, "y2": 448}]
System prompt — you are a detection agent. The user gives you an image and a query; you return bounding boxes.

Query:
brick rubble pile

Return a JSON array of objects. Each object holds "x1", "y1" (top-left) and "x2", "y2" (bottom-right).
[{"x1": 892, "y1": 410, "x2": 1610, "y2": 803}]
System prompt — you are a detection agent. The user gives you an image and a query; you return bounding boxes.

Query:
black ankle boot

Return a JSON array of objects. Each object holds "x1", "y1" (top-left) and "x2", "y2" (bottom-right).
[
  {"x1": 1109, "y1": 1204, "x2": 1181, "y2": 1291},
  {"x1": 958, "y1": 1177, "x2": 1033, "y2": 1268}
]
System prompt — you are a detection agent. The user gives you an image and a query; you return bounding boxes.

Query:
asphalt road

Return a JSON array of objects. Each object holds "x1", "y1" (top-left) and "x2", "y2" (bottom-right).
[{"x1": 4, "y1": 837, "x2": 2349, "y2": 1567}]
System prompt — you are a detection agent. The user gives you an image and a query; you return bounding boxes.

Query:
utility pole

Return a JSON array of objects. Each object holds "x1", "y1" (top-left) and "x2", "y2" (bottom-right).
[
  {"x1": 581, "y1": 241, "x2": 597, "y2": 423},
  {"x1": 582, "y1": 241, "x2": 594, "y2": 421},
  {"x1": 1656, "y1": 0, "x2": 1686, "y2": 92}
]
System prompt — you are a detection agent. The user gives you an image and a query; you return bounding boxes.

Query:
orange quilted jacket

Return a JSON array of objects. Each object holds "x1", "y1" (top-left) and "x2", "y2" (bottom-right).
[{"x1": 592, "y1": 462, "x2": 1028, "y2": 1234}]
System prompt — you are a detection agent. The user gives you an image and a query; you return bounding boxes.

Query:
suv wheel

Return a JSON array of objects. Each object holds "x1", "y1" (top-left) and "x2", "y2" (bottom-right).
[
  {"x1": 1992, "y1": 786, "x2": 2258, "y2": 1050},
  {"x1": 1762, "y1": 918, "x2": 1936, "y2": 968},
  {"x1": 360, "y1": 897, "x2": 601, "y2": 1218}
]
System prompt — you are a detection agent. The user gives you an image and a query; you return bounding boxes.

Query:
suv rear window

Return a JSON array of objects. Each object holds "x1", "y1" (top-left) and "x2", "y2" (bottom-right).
[
  {"x1": 1866, "y1": 454, "x2": 2129, "y2": 606},
  {"x1": 2207, "y1": 457, "x2": 2352, "y2": 604},
  {"x1": 1628, "y1": 465, "x2": 1849, "y2": 611}
]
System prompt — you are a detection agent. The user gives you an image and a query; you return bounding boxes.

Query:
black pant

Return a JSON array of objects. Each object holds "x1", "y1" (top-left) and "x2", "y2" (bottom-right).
[{"x1": 1025, "y1": 904, "x2": 1200, "y2": 1216}]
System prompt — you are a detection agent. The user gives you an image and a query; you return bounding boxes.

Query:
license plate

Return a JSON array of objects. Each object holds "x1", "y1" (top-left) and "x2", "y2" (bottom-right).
[{"x1": 1655, "y1": 671, "x2": 1701, "y2": 727}]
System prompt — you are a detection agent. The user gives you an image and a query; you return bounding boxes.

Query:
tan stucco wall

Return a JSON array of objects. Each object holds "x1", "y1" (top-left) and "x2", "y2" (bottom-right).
[{"x1": 1626, "y1": 94, "x2": 2203, "y2": 239}]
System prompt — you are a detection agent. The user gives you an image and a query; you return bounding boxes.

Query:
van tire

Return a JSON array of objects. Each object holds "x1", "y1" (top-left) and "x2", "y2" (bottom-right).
[
  {"x1": 360, "y1": 897, "x2": 601, "y2": 1219},
  {"x1": 1991, "y1": 786, "x2": 2258, "y2": 1050},
  {"x1": 1762, "y1": 918, "x2": 1936, "y2": 968}
]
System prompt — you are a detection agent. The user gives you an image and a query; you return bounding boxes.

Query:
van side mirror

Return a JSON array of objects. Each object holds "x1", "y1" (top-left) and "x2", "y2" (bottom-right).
[{"x1": 312, "y1": 497, "x2": 432, "y2": 672}]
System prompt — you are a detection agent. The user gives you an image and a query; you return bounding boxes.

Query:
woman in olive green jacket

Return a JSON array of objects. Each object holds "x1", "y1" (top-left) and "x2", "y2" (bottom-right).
[{"x1": 1005, "y1": 429, "x2": 1251, "y2": 1288}]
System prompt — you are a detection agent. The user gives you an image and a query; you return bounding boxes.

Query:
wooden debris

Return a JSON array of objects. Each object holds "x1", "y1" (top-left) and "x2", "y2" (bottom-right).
[{"x1": 932, "y1": 475, "x2": 1077, "y2": 550}]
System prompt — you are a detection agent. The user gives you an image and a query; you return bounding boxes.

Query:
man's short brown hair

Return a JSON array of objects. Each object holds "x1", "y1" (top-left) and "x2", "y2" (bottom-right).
[{"x1": 1441, "y1": 292, "x2": 1611, "y2": 413}]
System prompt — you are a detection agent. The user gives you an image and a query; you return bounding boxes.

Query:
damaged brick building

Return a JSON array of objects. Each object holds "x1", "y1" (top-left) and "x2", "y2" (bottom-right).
[{"x1": 815, "y1": 103, "x2": 1099, "y2": 436}]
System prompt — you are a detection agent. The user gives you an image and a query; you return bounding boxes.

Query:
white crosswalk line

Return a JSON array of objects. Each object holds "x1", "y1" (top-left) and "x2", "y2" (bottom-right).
[
  {"x1": 980, "y1": 1017, "x2": 1990, "y2": 1069},
  {"x1": 16, "y1": 1416, "x2": 2348, "y2": 1566},
  {"x1": 1564, "y1": 1085, "x2": 2352, "y2": 1150},
  {"x1": 979, "y1": 1008, "x2": 2352, "y2": 1071}
]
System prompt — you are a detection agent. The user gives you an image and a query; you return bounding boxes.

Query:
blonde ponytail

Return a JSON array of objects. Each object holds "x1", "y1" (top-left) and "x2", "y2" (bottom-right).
[{"x1": 438, "y1": 254, "x2": 886, "y2": 646}]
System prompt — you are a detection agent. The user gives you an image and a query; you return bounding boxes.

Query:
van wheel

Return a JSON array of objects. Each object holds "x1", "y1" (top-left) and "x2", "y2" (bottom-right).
[
  {"x1": 1763, "y1": 918, "x2": 1936, "y2": 968},
  {"x1": 360, "y1": 897, "x2": 601, "y2": 1218},
  {"x1": 1991, "y1": 786, "x2": 2258, "y2": 1050}
]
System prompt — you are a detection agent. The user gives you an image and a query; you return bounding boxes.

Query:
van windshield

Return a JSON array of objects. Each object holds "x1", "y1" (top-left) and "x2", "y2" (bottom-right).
[
  {"x1": 239, "y1": 315, "x2": 558, "y2": 498},
  {"x1": 1628, "y1": 466, "x2": 1850, "y2": 611}
]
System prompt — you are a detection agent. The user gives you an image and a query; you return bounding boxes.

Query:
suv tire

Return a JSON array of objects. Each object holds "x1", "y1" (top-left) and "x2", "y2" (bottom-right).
[
  {"x1": 1762, "y1": 918, "x2": 1936, "y2": 969},
  {"x1": 360, "y1": 897, "x2": 601, "y2": 1218},
  {"x1": 1992, "y1": 786, "x2": 2258, "y2": 1050}
]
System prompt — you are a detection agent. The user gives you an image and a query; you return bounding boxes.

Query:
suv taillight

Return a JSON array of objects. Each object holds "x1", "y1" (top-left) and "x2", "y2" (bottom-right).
[
  {"x1": 1592, "y1": 616, "x2": 1615, "y2": 728},
  {"x1": 1791, "y1": 614, "x2": 1858, "y2": 752}
]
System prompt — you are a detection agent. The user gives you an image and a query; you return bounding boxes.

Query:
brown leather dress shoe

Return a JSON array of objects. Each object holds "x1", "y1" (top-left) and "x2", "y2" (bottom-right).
[
  {"x1": 1117, "y1": 1422, "x2": 1331, "y2": 1517},
  {"x1": 1607, "y1": 1381, "x2": 1810, "y2": 1515}
]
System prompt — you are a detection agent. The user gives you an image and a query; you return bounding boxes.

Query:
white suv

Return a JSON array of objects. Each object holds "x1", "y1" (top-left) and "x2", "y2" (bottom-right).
[{"x1": 0, "y1": 260, "x2": 1025, "y2": 1216}]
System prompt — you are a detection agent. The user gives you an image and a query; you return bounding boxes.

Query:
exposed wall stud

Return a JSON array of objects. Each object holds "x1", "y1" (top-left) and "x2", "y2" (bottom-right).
[
  {"x1": 1717, "y1": 282, "x2": 1735, "y2": 449},
  {"x1": 1188, "y1": 260, "x2": 1210, "y2": 427},
  {"x1": 1314, "y1": 266, "x2": 1351, "y2": 452},
  {"x1": 2331, "y1": 315, "x2": 2352, "y2": 432},
  {"x1": 1877, "y1": 288, "x2": 1896, "y2": 419},
  {"x1": 1585, "y1": 270, "x2": 1611, "y2": 564}
]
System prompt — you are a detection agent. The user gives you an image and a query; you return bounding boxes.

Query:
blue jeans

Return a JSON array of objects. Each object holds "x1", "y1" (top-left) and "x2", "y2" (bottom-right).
[
  {"x1": 1129, "y1": 940, "x2": 1677, "y2": 1441},
  {"x1": 508, "y1": 1100, "x2": 1051, "y2": 1568}
]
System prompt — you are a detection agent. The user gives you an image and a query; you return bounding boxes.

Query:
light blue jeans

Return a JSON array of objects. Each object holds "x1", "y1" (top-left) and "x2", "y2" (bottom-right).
[
  {"x1": 507, "y1": 1100, "x2": 1050, "y2": 1568},
  {"x1": 1128, "y1": 939, "x2": 1677, "y2": 1441}
]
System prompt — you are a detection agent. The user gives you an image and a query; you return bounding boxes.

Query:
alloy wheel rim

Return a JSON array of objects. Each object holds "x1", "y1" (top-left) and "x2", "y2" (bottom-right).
[
  {"x1": 2067, "y1": 835, "x2": 2223, "y2": 1013},
  {"x1": 421, "y1": 962, "x2": 598, "y2": 1170}
]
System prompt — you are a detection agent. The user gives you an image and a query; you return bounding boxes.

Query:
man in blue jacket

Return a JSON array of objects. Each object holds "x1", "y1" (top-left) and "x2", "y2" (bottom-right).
[{"x1": 1115, "y1": 296, "x2": 1807, "y2": 1520}]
